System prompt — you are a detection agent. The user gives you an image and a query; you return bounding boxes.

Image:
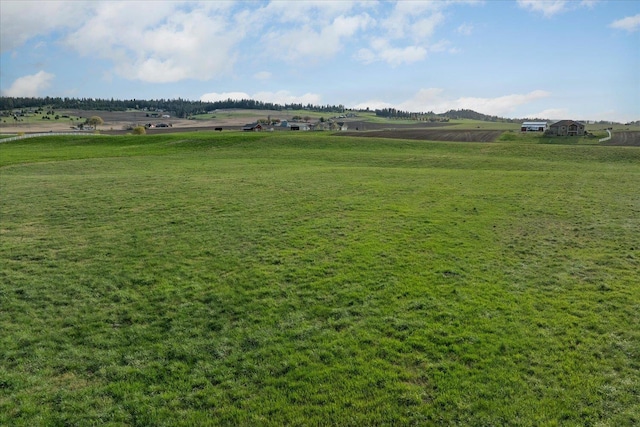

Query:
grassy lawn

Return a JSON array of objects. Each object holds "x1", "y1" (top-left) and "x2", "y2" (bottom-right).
[{"x1": 1, "y1": 132, "x2": 639, "y2": 425}]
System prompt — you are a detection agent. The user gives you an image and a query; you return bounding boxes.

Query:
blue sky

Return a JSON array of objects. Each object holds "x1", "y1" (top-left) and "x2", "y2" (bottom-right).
[{"x1": 1, "y1": 0, "x2": 638, "y2": 121}]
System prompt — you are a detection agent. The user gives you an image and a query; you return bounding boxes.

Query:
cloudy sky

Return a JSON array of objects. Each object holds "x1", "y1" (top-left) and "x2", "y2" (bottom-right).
[{"x1": 1, "y1": 0, "x2": 638, "y2": 121}]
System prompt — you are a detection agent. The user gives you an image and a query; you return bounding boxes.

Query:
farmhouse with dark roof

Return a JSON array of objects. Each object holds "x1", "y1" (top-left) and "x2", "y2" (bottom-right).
[{"x1": 548, "y1": 120, "x2": 585, "y2": 136}]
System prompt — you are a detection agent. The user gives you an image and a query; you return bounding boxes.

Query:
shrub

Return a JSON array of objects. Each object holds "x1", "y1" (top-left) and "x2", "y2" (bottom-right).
[{"x1": 132, "y1": 126, "x2": 146, "y2": 135}]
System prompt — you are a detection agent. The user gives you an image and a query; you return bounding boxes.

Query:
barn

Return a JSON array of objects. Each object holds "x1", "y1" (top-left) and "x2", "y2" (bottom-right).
[
  {"x1": 521, "y1": 121, "x2": 547, "y2": 132},
  {"x1": 242, "y1": 123, "x2": 262, "y2": 132}
]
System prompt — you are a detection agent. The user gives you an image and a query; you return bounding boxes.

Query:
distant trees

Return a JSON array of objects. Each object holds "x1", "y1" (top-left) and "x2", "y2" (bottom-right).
[
  {"x1": 0, "y1": 97, "x2": 351, "y2": 119},
  {"x1": 373, "y1": 107, "x2": 516, "y2": 123}
]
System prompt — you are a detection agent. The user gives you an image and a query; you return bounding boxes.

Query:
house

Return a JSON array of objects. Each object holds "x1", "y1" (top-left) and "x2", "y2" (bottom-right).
[
  {"x1": 521, "y1": 121, "x2": 547, "y2": 132},
  {"x1": 548, "y1": 120, "x2": 585, "y2": 136},
  {"x1": 242, "y1": 123, "x2": 262, "y2": 131}
]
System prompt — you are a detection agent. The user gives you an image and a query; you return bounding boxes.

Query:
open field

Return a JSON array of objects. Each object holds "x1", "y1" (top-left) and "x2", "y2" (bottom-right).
[
  {"x1": 1, "y1": 132, "x2": 640, "y2": 425},
  {"x1": 1, "y1": 109, "x2": 340, "y2": 134}
]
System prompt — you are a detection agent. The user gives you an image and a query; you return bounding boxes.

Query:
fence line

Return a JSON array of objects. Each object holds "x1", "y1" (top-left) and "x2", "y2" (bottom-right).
[{"x1": 0, "y1": 132, "x2": 109, "y2": 143}]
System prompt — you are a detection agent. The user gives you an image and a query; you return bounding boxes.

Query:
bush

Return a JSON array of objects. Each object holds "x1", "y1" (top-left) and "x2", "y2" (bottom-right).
[{"x1": 132, "y1": 126, "x2": 146, "y2": 135}]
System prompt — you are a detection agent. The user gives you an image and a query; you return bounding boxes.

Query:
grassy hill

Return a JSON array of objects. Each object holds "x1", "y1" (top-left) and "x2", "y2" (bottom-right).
[{"x1": 1, "y1": 132, "x2": 639, "y2": 425}]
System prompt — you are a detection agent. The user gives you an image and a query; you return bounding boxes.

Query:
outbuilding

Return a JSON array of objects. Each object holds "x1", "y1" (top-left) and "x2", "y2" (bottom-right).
[
  {"x1": 242, "y1": 123, "x2": 262, "y2": 131},
  {"x1": 521, "y1": 121, "x2": 547, "y2": 132}
]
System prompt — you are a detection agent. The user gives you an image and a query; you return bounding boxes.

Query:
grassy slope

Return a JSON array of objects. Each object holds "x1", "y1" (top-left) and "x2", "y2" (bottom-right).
[{"x1": 1, "y1": 133, "x2": 639, "y2": 425}]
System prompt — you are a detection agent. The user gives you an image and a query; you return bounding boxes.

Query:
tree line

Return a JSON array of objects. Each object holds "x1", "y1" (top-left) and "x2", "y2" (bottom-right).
[
  {"x1": 0, "y1": 97, "x2": 347, "y2": 119},
  {"x1": 374, "y1": 107, "x2": 520, "y2": 123},
  {"x1": 2, "y1": 97, "x2": 578, "y2": 123}
]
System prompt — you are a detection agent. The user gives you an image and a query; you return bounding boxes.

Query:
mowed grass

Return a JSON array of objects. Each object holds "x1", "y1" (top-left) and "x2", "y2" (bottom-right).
[{"x1": 1, "y1": 132, "x2": 639, "y2": 425}]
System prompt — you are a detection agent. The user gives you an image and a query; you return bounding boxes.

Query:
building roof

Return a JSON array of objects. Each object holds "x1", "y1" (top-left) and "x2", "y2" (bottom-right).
[
  {"x1": 522, "y1": 122, "x2": 547, "y2": 126},
  {"x1": 550, "y1": 120, "x2": 584, "y2": 127}
]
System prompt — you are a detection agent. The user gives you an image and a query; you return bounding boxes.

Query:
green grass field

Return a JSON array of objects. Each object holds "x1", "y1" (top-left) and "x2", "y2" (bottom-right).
[
  {"x1": 1, "y1": 112, "x2": 84, "y2": 125},
  {"x1": 1, "y1": 132, "x2": 639, "y2": 425}
]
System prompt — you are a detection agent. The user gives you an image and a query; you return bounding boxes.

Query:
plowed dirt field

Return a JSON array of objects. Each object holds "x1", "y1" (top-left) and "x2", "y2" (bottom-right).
[
  {"x1": 339, "y1": 129, "x2": 504, "y2": 142},
  {"x1": 604, "y1": 131, "x2": 640, "y2": 146}
]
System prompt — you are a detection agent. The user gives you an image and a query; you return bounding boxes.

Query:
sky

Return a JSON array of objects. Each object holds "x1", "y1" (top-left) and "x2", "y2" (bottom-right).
[{"x1": 1, "y1": 0, "x2": 638, "y2": 122}]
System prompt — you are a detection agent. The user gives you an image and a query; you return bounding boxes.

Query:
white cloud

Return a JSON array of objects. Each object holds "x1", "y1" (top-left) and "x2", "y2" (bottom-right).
[
  {"x1": 610, "y1": 14, "x2": 640, "y2": 32},
  {"x1": 200, "y1": 90, "x2": 322, "y2": 105},
  {"x1": 356, "y1": 36, "x2": 461, "y2": 65},
  {"x1": 517, "y1": 0, "x2": 570, "y2": 17},
  {"x1": 1, "y1": 1, "x2": 473, "y2": 83},
  {"x1": 355, "y1": 1, "x2": 467, "y2": 66},
  {"x1": 429, "y1": 39, "x2": 457, "y2": 53},
  {"x1": 457, "y1": 23, "x2": 474, "y2": 36},
  {"x1": 354, "y1": 88, "x2": 552, "y2": 117},
  {"x1": 412, "y1": 13, "x2": 446, "y2": 40},
  {"x1": 261, "y1": 13, "x2": 373, "y2": 62},
  {"x1": 586, "y1": 109, "x2": 636, "y2": 124},
  {"x1": 525, "y1": 108, "x2": 569, "y2": 119},
  {"x1": 257, "y1": 1, "x2": 370, "y2": 25},
  {"x1": 378, "y1": 44, "x2": 428, "y2": 66},
  {"x1": 0, "y1": 1, "x2": 91, "y2": 52},
  {"x1": 356, "y1": 37, "x2": 428, "y2": 66},
  {"x1": 62, "y1": 2, "x2": 242, "y2": 83},
  {"x1": 580, "y1": 1, "x2": 599, "y2": 9},
  {"x1": 2, "y1": 71, "x2": 54, "y2": 96},
  {"x1": 517, "y1": 0, "x2": 598, "y2": 17},
  {"x1": 443, "y1": 90, "x2": 551, "y2": 116},
  {"x1": 199, "y1": 92, "x2": 252, "y2": 102},
  {"x1": 253, "y1": 91, "x2": 322, "y2": 105},
  {"x1": 382, "y1": 1, "x2": 444, "y2": 39}
]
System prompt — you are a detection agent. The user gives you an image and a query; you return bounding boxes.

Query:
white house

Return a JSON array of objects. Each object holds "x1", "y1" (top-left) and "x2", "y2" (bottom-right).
[{"x1": 521, "y1": 122, "x2": 547, "y2": 132}]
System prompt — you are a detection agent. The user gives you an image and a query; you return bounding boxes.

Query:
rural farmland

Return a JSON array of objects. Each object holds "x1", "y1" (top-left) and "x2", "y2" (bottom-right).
[
  {"x1": 2, "y1": 0, "x2": 639, "y2": 422},
  {"x1": 1, "y1": 129, "x2": 639, "y2": 425}
]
